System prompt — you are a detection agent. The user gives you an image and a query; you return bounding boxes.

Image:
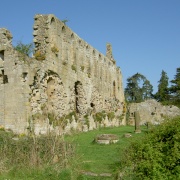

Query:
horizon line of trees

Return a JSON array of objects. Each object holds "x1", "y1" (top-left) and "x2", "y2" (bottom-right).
[{"x1": 125, "y1": 67, "x2": 180, "y2": 107}]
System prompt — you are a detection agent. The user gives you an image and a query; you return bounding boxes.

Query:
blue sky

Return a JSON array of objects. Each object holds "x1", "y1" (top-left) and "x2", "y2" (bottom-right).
[{"x1": 1, "y1": 0, "x2": 180, "y2": 93}]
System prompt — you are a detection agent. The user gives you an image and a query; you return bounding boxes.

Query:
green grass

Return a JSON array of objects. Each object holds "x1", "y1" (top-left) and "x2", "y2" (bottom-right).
[
  {"x1": 65, "y1": 126, "x2": 146, "y2": 177},
  {"x1": 0, "y1": 126, "x2": 147, "y2": 179},
  {"x1": 0, "y1": 167, "x2": 73, "y2": 180},
  {"x1": 0, "y1": 130, "x2": 75, "y2": 180}
]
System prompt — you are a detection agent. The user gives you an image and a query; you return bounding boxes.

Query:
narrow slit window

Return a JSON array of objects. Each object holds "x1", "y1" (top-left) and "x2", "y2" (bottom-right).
[
  {"x1": 22, "y1": 72, "x2": 28, "y2": 82},
  {"x1": 0, "y1": 50, "x2": 4, "y2": 61}
]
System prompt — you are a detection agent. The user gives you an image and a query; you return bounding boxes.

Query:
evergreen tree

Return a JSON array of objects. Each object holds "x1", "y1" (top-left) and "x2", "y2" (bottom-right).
[
  {"x1": 125, "y1": 73, "x2": 153, "y2": 103},
  {"x1": 155, "y1": 70, "x2": 169, "y2": 102},
  {"x1": 142, "y1": 79, "x2": 153, "y2": 100},
  {"x1": 169, "y1": 67, "x2": 180, "y2": 107}
]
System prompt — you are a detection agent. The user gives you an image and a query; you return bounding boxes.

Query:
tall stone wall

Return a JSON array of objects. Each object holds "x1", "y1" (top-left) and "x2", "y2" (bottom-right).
[{"x1": 0, "y1": 14, "x2": 125, "y2": 134}]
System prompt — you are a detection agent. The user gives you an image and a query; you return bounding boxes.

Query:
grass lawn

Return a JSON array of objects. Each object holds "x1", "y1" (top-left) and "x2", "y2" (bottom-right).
[
  {"x1": 65, "y1": 126, "x2": 146, "y2": 176},
  {"x1": 0, "y1": 126, "x2": 146, "y2": 179}
]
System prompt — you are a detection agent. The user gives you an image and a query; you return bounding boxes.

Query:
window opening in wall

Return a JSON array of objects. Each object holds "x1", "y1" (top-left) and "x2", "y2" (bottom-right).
[
  {"x1": 47, "y1": 77, "x2": 55, "y2": 108},
  {"x1": 90, "y1": 102, "x2": 95, "y2": 108},
  {"x1": 1, "y1": 70, "x2": 8, "y2": 84},
  {"x1": 50, "y1": 17, "x2": 56, "y2": 30},
  {"x1": 51, "y1": 17, "x2": 55, "y2": 24},
  {"x1": 113, "y1": 81, "x2": 116, "y2": 98},
  {"x1": 71, "y1": 33, "x2": 74, "y2": 39},
  {"x1": 3, "y1": 75, "x2": 8, "y2": 84},
  {"x1": 0, "y1": 50, "x2": 4, "y2": 61},
  {"x1": 62, "y1": 26, "x2": 65, "y2": 33},
  {"x1": 22, "y1": 72, "x2": 28, "y2": 82},
  {"x1": 74, "y1": 81, "x2": 83, "y2": 114},
  {"x1": 75, "y1": 81, "x2": 80, "y2": 113}
]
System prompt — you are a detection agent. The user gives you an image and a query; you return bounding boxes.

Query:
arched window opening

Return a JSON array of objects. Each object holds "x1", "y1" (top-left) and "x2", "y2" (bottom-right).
[
  {"x1": 86, "y1": 45, "x2": 89, "y2": 50},
  {"x1": 50, "y1": 17, "x2": 55, "y2": 25},
  {"x1": 62, "y1": 26, "x2": 65, "y2": 33}
]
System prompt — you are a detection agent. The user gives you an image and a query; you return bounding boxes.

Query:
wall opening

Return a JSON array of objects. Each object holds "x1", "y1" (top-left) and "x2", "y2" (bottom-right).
[
  {"x1": 62, "y1": 26, "x2": 65, "y2": 33},
  {"x1": 47, "y1": 78, "x2": 55, "y2": 98},
  {"x1": 90, "y1": 102, "x2": 95, "y2": 108},
  {"x1": 74, "y1": 81, "x2": 84, "y2": 114},
  {"x1": 47, "y1": 77, "x2": 56, "y2": 112},
  {"x1": 22, "y1": 72, "x2": 28, "y2": 82},
  {"x1": 113, "y1": 81, "x2": 116, "y2": 98},
  {"x1": 50, "y1": 17, "x2": 55, "y2": 25},
  {"x1": 62, "y1": 26, "x2": 66, "y2": 41},
  {"x1": 71, "y1": 33, "x2": 74, "y2": 40},
  {"x1": 0, "y1": 50, "x2": 4, "y2": 61},
  {"x1": 1, "y1": 70, "x2": 8, "y2": 84},
  {"x1": 75, "y1": 81, "x2": 80, "y2": 113}
]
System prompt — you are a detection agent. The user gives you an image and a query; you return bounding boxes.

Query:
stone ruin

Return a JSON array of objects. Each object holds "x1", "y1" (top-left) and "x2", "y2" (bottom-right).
[
  {"x1": 128, "y1": 99, "x2": 180, "y2": 125},
  {"x1": 0, "y1": 14, "x2": 125, "y2": 135}
]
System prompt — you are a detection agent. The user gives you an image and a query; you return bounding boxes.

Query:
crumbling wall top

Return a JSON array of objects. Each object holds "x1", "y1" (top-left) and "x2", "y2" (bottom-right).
[
  {"x1": 33, "y1": 14, "x2": 117, "y2": 66},
  {"x1": 0, "y1": 28, "x2": 12, "y2": 50}
]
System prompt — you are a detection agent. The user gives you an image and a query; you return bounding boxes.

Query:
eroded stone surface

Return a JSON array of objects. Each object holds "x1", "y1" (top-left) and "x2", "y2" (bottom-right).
[
  {"x1": 95, "y1": 134, "x2": 119, "y2": 144},
  {"x1": 0, "y1": 14, "x2": 125, "y2": 134},
  {"x1": 128, "y1": 99, "x2": 180, "y2": 125}
]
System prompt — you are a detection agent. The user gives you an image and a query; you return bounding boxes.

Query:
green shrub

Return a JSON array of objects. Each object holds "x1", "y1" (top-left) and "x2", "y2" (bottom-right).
[
  {"x1": 14, "y1": 41, "x2": 34, "y2": 57},
  {"x1": 118, "y1": 116, "x2": 180, "y2": 179},
  {"x1": 107, "y1": 112, "x2": 115, "y2": 120},
  {"x1": 93, "y1": 111, "x2": 106, "y2": 122},
  {"x1": 48, "y1": 113, "x2": 56, "y2": 125}
]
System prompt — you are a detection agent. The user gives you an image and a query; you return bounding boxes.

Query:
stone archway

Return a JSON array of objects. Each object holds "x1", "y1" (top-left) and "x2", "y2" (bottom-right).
[{"x1": 30, "y1": 70, "x2": 68, "y2": 118}]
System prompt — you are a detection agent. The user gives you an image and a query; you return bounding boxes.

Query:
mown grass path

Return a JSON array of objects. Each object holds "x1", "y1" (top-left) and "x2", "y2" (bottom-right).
[{"x1": 65, "y1": 126, "x2": 146, "y2": 178}]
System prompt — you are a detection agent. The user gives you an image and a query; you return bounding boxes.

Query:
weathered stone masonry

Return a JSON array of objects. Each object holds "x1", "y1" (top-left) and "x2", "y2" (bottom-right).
[{"x1": 0, "y1": 14, "x2": 125, "y2": 134}]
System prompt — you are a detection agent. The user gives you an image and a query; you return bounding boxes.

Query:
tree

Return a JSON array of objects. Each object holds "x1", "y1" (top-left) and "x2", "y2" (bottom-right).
[
  {"x1": 14, "y1": 41, "x2": 34, "y2": 57},
  {"x1": 154, "y1": 70, "x2": 169, "y2": 102},
  {"x1": 169, "y1": 67, "x2": 180, "y2": 107},
  {"x1": 125, "y1": 73, "x2": 153, "y2": 103},
  {"x1": 142, "y1": 79, "x2": 153, "y2": 100}
]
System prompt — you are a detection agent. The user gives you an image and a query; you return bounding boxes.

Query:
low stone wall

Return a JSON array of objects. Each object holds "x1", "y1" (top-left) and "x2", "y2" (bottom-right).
[{"x1": 128, "y1": 99, "x2": 180, "y2": 125}]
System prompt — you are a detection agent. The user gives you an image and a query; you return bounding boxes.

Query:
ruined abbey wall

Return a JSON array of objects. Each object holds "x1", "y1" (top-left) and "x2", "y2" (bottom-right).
[{"x1": 0, "y1": 14, "x2": 125, "y2": 134}]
